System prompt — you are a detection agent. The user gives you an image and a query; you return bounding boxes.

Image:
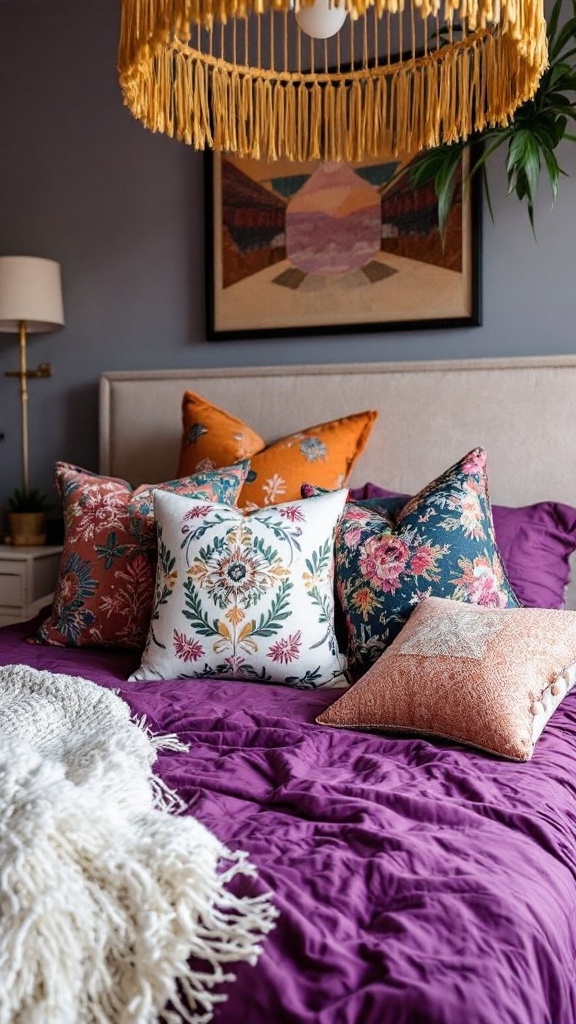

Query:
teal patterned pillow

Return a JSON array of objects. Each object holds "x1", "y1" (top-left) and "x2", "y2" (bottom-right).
[
  {"x1": 131, "y1": 488, "x2": 349, "y2": 688},
  {"x1": 306, "y1": 448, "x2": 520, "y2": 680}
]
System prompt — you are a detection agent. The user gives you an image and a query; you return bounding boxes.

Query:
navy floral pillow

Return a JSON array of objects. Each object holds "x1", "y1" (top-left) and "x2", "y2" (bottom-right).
[{"x1": 305, "y1": 448, "x2": 520, "y2": 679}]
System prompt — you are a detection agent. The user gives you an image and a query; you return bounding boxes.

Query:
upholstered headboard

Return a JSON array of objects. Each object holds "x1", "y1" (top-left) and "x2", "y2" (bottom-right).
[
  {"x1": 99, "y1": 355, "x2": 576, "y2": 608},
  {"x1": 100, "y1": 355, "x2": 576, "y2": 504}
]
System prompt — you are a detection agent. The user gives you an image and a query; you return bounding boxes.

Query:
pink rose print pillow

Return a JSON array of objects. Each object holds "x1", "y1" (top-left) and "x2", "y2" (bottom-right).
[
  {"x1": 348, "y1": 482, "x2": 576, "y2": 610},
  {"x1": 305, "y1": 448, "x2": 520, "y2": 680}
]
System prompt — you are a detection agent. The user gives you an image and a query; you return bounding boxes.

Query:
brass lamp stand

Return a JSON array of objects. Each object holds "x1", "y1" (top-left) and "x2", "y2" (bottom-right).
[{"x1": 5, "y1": 322, "x2": 53, "y2": 493}]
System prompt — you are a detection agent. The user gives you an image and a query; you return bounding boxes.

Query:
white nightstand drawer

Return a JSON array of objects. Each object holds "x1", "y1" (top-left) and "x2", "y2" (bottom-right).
[
  {"x1": 0, "y1": 546, "x2": 62, "y2": 625},
  {"x1": 29, "y1": 553, "x2": 62, "y2": 603},
  {"x1": 0, "y1": 568, "x2": 25, "y2": 607}
]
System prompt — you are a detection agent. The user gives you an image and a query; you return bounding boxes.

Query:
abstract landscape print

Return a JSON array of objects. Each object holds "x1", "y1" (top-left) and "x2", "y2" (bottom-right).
[{"x1": 206, "y1": 149, "x2": 480, "y2": 338}]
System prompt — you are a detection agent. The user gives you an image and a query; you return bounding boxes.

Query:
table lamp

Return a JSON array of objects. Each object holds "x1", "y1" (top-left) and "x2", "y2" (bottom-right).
[{"x1": 0, "y1": 256, "x2": 65, "y2": 495}]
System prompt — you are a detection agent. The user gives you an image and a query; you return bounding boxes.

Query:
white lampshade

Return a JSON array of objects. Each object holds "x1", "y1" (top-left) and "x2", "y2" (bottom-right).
[{"x1": 0, "y1": 256, "x2": 64, "y2": 333}]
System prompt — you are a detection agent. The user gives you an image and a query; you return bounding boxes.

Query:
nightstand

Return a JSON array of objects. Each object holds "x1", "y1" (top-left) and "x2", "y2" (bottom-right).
[{"x1": 0, "y1": 545, "x2": 62, "y2": 626}]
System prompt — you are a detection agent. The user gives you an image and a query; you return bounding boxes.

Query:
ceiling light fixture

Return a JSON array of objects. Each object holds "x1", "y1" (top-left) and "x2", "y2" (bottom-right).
[{"x1": 118, "y1": 0, "x2": 547, "y2": 163}]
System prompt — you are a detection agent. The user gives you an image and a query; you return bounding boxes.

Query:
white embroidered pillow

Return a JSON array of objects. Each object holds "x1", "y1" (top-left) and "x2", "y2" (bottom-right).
[
  {"x1": 131, "y1": 488, "x2": 349, "y2": 688},
  {"x1": 316, "y1": 596, "x2": 576, "y2": 760}
]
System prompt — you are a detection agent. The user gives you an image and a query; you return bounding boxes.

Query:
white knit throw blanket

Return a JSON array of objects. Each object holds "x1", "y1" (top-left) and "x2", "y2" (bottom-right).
[{"x1": 0, "y1": 664, "x2": 277, "y2": 1024}]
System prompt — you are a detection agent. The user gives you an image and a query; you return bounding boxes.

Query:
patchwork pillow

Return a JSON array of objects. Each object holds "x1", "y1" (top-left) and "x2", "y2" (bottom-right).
[
  {"x1": 316, "y1": 596, "x2": 576, "y2": 761},
  {"x1": 305, "y1": 448, "x2": 520, "y2": 679},
  {"x1": 349, "y1": 482, "x2": 576, "y2": 609},
  {"x1": 177, "y1": 390, "x2": 377, "y2": 509},
  {"x1": 36, "y1": 460, "x2": 250, "y2": 650},
  {"x1": 130, "y1": 488, "x2": 349, "y2": 688}
]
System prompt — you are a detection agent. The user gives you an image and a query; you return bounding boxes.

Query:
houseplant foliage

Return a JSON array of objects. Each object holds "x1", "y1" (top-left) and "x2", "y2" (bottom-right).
[
  {"x1": 409, "y1": 0, "x2": 576, "y2": 238},
  {"x1": 7, "y1": 488, "x2": 51, "y2": 515},
  {"x1": 6, "y1": 488, "x2": 51, "y2": 547}
]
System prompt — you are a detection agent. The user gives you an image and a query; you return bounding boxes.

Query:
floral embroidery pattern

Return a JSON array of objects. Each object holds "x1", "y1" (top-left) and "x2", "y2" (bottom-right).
[
  {"x1": 133, "y1": 489, "x2": 349, "y2": 688},
  {"x1": 36, "y1": 460, "x2": 250, "y2": 650},
  {"x1": 51, "y1": 552, "x2": 98, "y2": 644},
  {"x1": 261, "y1": 474, "x2": 287, "y2": 505},
  {"x1": 173, "y1": 631, "x2": 205, "y2": 662},
  {"x1": 269, "y1": 631, "x2": 302, "y2": 663},
  {"x1": 311, "y1": 448, "x2": 520, "y2": 679},
  {"x1": 299, "y1": 436, "x2": 328, "y2": 462},
  {"x1": 399, "y1": 602, "x2": 506, "y2": 659},
  {"x1": 184, "y1": 422, "x2": 209, "y2": 446},
  {"x1": 179, "y1": 511, "x2": 297, "y2": 668}
]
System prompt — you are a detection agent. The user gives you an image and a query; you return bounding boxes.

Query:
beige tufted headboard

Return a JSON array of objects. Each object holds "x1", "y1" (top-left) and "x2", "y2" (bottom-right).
[
  {"x1": 99, "y1": 355, "x2": 576, "y2": 605},
  {"x1": 100, "y1": 355, "x2": 576, "y2": 500}
]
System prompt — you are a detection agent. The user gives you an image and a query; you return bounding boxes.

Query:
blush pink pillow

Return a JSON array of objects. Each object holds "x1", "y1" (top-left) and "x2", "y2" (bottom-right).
[
  {"x1": 317, "y1": 596, "x2": 576, "y2": 761},
  {"x1": 349, "y1": 483, "x2": 576, "y2": 609}
]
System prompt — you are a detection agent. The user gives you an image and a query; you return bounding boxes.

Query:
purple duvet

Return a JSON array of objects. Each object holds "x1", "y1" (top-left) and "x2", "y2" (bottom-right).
[{"x1": 2, "y1": 617, "x2": 576, "y2": 1024}]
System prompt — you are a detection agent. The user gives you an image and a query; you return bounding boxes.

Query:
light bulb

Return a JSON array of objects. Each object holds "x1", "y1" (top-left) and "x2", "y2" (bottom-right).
[{"x1": 295, "y1": 0, "x2": 347, "y2": 39}]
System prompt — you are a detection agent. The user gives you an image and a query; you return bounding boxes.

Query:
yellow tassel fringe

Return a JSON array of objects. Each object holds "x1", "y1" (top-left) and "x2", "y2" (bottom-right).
[{"x1": 118, "y1": 0, "x2": 547, "y2": 161}]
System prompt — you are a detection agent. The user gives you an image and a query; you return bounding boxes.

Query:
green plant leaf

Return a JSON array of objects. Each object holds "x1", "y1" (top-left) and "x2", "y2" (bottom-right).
[
  {"x1": 547, "y1": 0, "x2": 563, "y2": 44},
  {"x1": 541, "y1": 145, "x2": 561, "y2": 204},
  {"x1": 416, "y1": 0, "x2": 576, "y2": 234},
  {"x1": 6, "y1": 487, "x2": 51, "y2": 513},
  {"x1": 549, "y1": 15, "x2": 576, "y2": 58},
  {"x1": 435, "y1": 150, "x2": 463, "y2": 243},
  {"x1": 408, "y1": 142, "x2": 469, "y2": 245},
  {"x1": 506, "y1": 130, "x2": 542, "y2": 204}
]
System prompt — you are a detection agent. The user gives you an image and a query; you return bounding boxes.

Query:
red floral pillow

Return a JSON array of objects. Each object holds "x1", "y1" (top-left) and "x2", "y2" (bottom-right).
[{"x1": 36, "y1": 460, "x2": 249, "y2": 649}]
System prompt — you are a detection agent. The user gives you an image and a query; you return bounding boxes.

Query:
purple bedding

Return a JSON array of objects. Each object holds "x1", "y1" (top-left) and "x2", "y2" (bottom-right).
[{"x1": 2, "y1": 617, "x2": 576, "y2": 1024}]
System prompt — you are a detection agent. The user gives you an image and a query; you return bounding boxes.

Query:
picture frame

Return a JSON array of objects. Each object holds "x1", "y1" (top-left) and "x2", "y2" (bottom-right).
[{"x1": 205, "y1": 147, "x2": 481, "y2": 340}]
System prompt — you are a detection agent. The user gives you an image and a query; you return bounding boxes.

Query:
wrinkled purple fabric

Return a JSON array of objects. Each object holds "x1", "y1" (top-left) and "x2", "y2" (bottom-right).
[
  {"x1": 3, "y1": 619, "x2": 576, "y2": 1024},
  {"x1": 349, "y1": 483, "x2": 576, "y2": 609}
]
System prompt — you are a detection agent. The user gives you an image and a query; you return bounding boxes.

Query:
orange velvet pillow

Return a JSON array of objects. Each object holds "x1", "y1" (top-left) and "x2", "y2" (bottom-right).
[
  {"x1": 177, "y1": 391, "x2": 378, "y2": 508},
  {"x1": 178, "y1": 391, "x2": 264, "y2": 471}
]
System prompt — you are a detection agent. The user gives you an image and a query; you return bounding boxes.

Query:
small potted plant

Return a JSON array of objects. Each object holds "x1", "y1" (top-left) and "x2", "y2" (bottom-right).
[{"x1": 6, "y1": 487, "x2": 51, "y2": 546}]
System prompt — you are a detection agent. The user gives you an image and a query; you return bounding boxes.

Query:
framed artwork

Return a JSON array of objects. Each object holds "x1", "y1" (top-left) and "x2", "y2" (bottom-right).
[{"x1": 205, "y1": 148, "x2": 481, "y2": 340}]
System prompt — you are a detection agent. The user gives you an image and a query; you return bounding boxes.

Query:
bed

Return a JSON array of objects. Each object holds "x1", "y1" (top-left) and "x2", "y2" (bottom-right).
[{"x1": 3, "y1": 354, "x2": 576, "y2": 1024}]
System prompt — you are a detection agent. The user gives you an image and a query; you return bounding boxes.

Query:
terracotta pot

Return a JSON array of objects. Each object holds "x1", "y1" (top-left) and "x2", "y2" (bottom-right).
[{"x1": 9, "y1": 512, "x2": 47, "y2": 547}]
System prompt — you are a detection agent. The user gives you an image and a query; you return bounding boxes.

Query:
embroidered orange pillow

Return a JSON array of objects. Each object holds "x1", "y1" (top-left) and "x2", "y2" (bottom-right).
[
  {"x1": 177, "y1": 390, "x2": 377, "y2": 508},
  {"x1": 177, "y1": 391, "x2": 264, "y2": 471},
  {"x1": 317, "y1": 596, "x2": 576, "y2": 761}
]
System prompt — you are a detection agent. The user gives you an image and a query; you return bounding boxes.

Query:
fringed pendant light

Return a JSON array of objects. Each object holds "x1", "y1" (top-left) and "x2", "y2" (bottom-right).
[{"x1": 118, "y1": 0, "x2": 548, "y2": 163}]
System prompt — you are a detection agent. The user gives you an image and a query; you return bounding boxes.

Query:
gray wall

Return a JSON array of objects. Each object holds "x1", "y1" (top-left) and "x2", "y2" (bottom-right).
[{"x1": 1, "y1": 0, "x2": 575, "y2": 510}]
